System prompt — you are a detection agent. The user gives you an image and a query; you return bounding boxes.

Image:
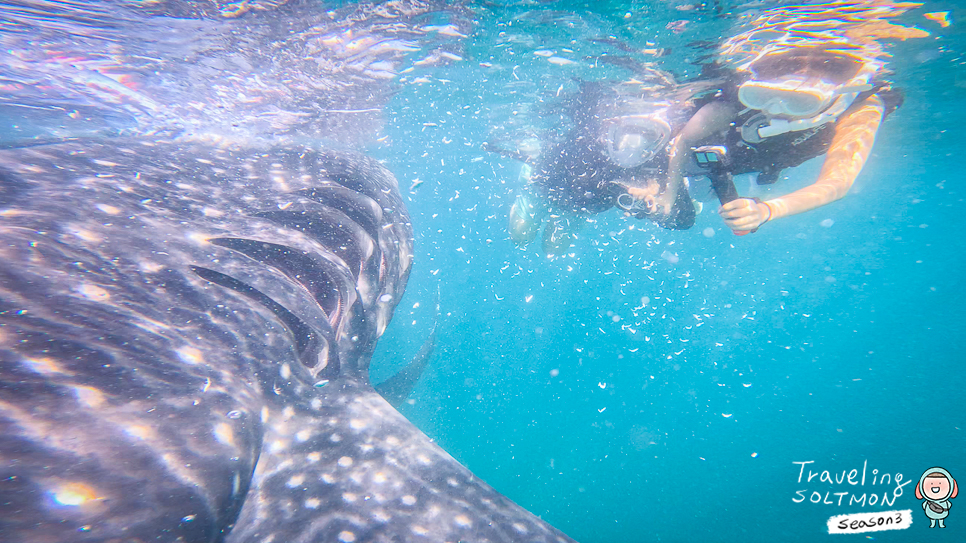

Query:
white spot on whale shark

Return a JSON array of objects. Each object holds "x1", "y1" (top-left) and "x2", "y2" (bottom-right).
[{"x1": 176, "y1": 346, "x2": 204, "y2": 365}]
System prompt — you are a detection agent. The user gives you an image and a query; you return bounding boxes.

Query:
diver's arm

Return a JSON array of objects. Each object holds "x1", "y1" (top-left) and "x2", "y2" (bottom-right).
[
  {"x1": 628, "y1": 100, "x2": 739, "y2": 213},
  {"x1": 721, "y1": 95, "x2": 885, "y2": 230}
]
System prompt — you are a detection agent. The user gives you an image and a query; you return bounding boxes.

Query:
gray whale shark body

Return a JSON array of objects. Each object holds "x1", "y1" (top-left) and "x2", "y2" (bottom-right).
[{"x1": 0, "y1": 138, "x2": 576, "y2": 542}]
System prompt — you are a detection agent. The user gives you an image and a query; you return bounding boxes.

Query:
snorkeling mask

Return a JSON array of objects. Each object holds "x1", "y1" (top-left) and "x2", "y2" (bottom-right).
[
  {"x1": 601, "y1": 114, "x2": 671, "y2": 168},
  {"x1": 736, "y1": 48, "x2": 877, "y2": 138},
  {"x1": 739, "y1": 77, "x2": 837, "y2": 117}
]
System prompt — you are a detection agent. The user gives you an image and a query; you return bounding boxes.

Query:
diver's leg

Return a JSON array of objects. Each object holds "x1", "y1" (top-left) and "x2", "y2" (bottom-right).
[
  {"x1": 508, "y1": 191, "x2": 547, "y2": 246},
  {"x1": 541, "y1": 213, "x2": 584, "y2": 256},
  {"x1": 930, "y1": 518, "x2": 937, "y2": 528},
  {"x1": 939, "y1": 519, "x2": 945, "y2": 528}
]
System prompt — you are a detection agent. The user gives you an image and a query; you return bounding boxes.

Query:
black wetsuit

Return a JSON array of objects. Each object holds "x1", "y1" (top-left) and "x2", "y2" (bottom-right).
[
  {"x1": 482, "y1": 138, "x2": 621, "y2": 214},
  {"x1": 529, "y1": 136, "x2": 702, "y2": 230},
  {"x1": 529, "y1": 135, "x2": 625, "y2": 216}
]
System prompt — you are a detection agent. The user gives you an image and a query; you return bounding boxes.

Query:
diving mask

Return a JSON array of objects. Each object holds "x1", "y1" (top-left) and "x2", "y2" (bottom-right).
[
  {"x1": 737, "y1": 48, "x2": 875, "y2": 119},
  {"x1": 738, "y1": 77, "x2": 843, "y2": 118},
  {"x1": 601, "y1": 115, "x2": 671, "y2": 168}
]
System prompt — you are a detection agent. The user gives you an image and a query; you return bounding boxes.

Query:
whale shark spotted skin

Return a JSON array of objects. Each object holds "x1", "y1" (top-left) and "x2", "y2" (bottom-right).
[{"x1": 0, "y1": 138, "x2": 576, "y2": 543}]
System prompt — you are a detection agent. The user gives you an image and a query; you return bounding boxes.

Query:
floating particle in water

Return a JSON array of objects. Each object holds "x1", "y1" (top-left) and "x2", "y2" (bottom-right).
[
  {"x1": 666, "y1": 20, "x2": 689, "y2": 34},
  {"x1": 702, "y1": 227, "x2": 715, "y2": 238},
  {"x1": 661, "y1": 250, "x2": 679, "y2": 264},
  {"x1": 751, "y1": 452, "x2": 758, "y2": 458},
  {"x1": 820, "y1": 219, "x2": 834, "y2": 228},
  {"x1": 549, "y1": 368, "x2": 559, "y2": 377},
  {"x1": 546, "y1": 56, "x2": 574, "y2": 65},
  {"x1": 640, "y1": 296, "x2": 650, "y2": 306},
  {"x1": 722, "y1": 413, "x2": 733, "y2": 418}
]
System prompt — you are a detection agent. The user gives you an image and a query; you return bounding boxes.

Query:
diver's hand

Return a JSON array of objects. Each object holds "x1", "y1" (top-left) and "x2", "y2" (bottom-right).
[
  {"x1": 719, "y1": 198, "x2": 772, "y2": 231},
  {"x1": 626, "y1": 181, "x2": 671, "y2": 215}
]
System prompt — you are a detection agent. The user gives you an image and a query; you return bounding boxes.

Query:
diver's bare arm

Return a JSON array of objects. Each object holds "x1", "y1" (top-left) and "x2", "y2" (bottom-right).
[
  {"x1": 765, "y1": 96, "x2": 885, "y2": 220},
  {"x1": 664, "y1": 101, "x2": 739, "y2": 206},
  {"x1": 628, "y1": 100, "x2": 737, "y2": 210}
]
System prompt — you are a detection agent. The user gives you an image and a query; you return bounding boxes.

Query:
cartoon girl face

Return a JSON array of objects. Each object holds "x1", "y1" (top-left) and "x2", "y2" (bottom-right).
[{"x1": 924, "y1": 475, "x2": 951, "y2": 500}]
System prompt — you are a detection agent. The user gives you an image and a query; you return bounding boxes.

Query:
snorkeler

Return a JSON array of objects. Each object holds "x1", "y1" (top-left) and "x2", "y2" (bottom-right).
[
  {"x1": 627, "y1": 1, "x2": 928, "y2": 234},
  {"x1": 500, "y1": 79, "x2": 712, "y2": 254}
]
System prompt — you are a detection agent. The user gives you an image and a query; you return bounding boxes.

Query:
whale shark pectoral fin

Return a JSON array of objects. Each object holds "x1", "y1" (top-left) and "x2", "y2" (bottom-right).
[
  {"x1": 226, "y1": 380, "x2": 576, "y2": 543},
  {"x1": 375, "y1": 284, "x2": 440, "y2": 407}
]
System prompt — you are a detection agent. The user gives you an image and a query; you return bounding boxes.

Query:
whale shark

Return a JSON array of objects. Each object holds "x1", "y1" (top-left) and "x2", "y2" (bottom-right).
[
  {"x1": 0, "y1": 0, "x2": 579, "y2": 540},
  {"x1": 0, "y1": 136, "x2": 577, "y2": 542}
]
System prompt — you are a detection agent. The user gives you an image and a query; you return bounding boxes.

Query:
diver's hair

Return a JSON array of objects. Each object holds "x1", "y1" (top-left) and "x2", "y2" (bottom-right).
[{"x1": 926, "y1": 473, "x2": 950, "y2": 479}]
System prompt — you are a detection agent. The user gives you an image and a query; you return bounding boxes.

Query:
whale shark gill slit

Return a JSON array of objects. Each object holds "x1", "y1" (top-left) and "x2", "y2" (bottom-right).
[
  {"x1": 0, "y1": 138, "x2": 577, "y2": 543},
  {"x1": 208, "y1": 236, "x2": 352, "y2": 330},
  {"x1": 189, "y1": 265, "x2": 328, "y2": 374},
  {"x1": 253, "y1": 206, "x2": 374, "y2": 278}
]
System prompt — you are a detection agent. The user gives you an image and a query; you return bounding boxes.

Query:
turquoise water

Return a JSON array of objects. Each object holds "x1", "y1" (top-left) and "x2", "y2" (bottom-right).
[{"x1": 371, "y1": 2, "x2": 966, "y2": 541}]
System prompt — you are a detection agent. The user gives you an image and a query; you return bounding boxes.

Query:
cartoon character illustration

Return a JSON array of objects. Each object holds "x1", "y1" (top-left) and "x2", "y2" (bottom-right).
[{"x1": 916, "y1": 467, "x2": 958, "y2": 528}]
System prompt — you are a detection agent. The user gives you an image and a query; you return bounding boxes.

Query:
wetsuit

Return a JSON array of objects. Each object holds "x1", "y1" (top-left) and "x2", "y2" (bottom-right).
[{"x1": 528, "y1": 136, "x2": 625, "y2": 216}]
